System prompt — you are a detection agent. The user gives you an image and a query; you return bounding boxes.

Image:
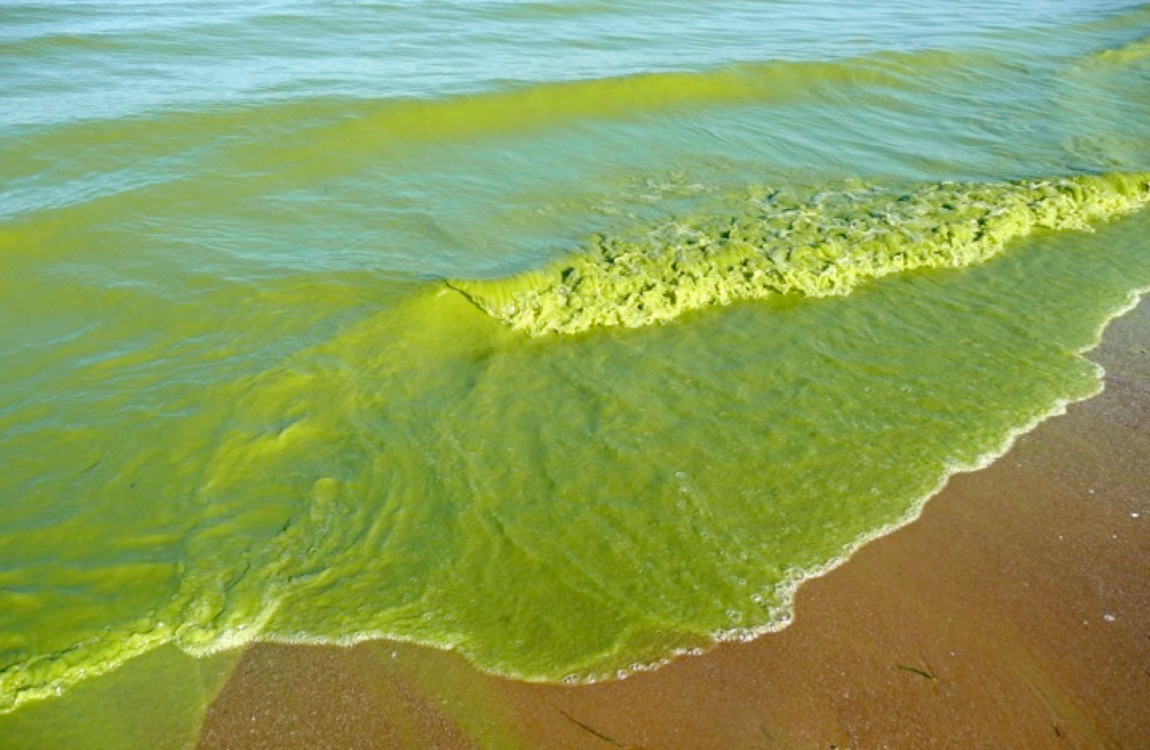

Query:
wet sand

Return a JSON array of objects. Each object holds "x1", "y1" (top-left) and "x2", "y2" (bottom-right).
[{"x1": 197, "y1": 301, "x2": 1150, "y2": 750}]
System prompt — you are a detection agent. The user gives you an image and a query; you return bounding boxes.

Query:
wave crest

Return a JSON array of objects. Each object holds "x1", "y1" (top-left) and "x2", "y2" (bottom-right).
[{"x1": 450, "y1": 173, "x2": 1150, "y2": 335}]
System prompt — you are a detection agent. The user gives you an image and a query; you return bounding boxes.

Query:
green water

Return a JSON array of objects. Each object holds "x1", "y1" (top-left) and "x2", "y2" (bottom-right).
[{"x1": 2, "y1": 0, "x2": 1150, "y2": 741}]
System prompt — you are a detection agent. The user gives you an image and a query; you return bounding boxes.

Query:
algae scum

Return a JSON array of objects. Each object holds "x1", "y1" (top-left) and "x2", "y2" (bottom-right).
[
  {"x1": 2, "y1": 0, "x2": 1150, "y2": 735},
  {"x1": 452, "y1": 175, "x2": 1150, "y2": 334}
]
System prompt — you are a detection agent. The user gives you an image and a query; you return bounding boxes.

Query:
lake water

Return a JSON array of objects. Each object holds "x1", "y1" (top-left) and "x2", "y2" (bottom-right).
[{"x1": 2, "y1": 0, "x2": 1149, "y2": 729}]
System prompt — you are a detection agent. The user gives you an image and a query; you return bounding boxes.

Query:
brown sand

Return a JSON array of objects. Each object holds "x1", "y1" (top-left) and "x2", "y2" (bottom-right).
[{"x1": 197, "y1": 303, "x2": 1150, "y2": 750}]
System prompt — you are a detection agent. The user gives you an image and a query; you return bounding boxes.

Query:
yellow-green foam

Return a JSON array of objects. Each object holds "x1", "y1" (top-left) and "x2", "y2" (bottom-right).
[{"x1": 451, "y1": 174, "x2": 1150, "y2": 335}]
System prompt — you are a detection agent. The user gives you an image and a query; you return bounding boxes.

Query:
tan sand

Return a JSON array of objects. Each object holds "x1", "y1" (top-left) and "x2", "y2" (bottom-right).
[{"x1": 197, "y1": 302, "x2": 1150, "y2": 750}]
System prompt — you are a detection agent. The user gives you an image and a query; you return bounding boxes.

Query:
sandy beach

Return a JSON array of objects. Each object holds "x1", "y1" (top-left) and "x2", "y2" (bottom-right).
[{"x1": 194, "y1": 300, "x2": 1150, "y2": 750}]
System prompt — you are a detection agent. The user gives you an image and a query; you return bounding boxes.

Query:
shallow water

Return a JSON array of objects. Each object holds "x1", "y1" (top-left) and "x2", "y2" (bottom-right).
[{"x1": 2, "y1": 0, "x2": 1150, "y2": 732}]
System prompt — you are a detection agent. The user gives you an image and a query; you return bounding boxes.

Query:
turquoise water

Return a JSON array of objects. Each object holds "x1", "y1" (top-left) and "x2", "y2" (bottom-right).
[{"x1": 2, "y1": 0, "x2": 1150, "y2": 738}]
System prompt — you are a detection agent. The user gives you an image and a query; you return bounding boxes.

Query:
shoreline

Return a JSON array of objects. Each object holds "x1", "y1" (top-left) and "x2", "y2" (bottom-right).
[{"x1": 195, "y1": 298, "x2": 1150, "y2": 749}]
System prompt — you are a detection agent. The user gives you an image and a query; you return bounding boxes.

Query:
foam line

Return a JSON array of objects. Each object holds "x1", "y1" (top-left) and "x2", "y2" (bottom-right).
[{"x1": 451, "y1": 174, "x2": 1150, "y2": 335}]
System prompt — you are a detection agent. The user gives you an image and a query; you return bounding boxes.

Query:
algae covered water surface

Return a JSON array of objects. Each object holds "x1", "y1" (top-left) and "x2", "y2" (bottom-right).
[{"x1": 2, "y1": 0, "x2": 1150, "y2": 739}]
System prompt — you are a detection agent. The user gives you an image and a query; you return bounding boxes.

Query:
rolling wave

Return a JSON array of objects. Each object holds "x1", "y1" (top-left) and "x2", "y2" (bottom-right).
[{"x1": 450, "y1": 174, "x2": 1150, "y2": 334}]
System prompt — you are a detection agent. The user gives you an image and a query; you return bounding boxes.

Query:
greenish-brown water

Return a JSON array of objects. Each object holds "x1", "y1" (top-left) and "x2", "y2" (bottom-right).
[{"x1": 3, "y1": 1, "x2": 1150, "y2": 744}]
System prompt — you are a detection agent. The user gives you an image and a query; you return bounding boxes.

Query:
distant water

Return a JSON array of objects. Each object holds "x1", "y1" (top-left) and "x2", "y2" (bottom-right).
[{"x1": 2, "y1": 0, "x2": 1150, "y2": 720}]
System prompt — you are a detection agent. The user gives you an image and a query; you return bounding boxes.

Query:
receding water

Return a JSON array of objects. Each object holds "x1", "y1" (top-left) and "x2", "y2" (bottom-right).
[{"x1": 2, "y1": 0, "x2": 1150, "y2": 739}]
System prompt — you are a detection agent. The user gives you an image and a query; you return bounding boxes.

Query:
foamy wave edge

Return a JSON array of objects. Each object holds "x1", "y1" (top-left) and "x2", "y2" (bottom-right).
[{"x1": 449, "y1": 173, "x2": 1150, "y2": 336}]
